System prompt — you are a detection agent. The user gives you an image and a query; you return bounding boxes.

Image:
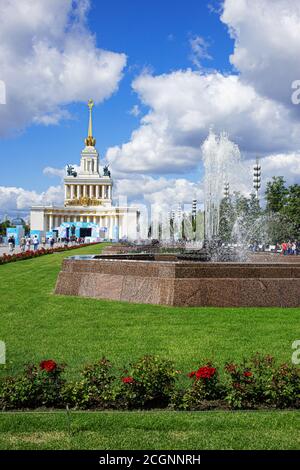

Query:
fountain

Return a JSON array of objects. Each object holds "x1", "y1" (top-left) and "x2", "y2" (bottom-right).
[{"x1": 55, "y1": 131, "x2": 300, "y2": 307}]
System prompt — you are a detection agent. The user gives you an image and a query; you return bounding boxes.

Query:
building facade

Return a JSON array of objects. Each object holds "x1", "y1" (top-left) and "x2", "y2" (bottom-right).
[{"x1": 30, "y1": 100, "x2": 139, "y2": 241}]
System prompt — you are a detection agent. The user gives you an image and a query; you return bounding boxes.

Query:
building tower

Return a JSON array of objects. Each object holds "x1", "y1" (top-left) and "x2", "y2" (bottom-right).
[
  {"x1": 253, "y1": 158, "x2": 261, "y2": 200},
  {"x1": 63, "y1": 99, "x2": 113, "y2": 207}
]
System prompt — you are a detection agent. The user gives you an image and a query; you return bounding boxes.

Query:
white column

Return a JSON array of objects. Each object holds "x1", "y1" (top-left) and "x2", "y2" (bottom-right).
[
  {"x1": 118, "y1": 215, "x2": 122, "y2": 238},
  {"x1": 64, "y1": 185, "x2": 68, "y2": 200},
  {"x1": 71, "y1": 185, "x2": 75, "y2": 199},
  {"x1": 93, "y1": 216, "x2": 97, "y2": 224},
  {"x1": 102, "y1": 185, "x2": 105, "y2": 199},
  {"x1": 77, "y1": 185, "x2": 81, "y2": 198},
  {"x1": 49, "y1": 214, "x2": 53, "y2": 231},
  {"x1": 115, "y1": 216, "x2": 119, "y2": 239},
  {"x1": 108, "y1": 216, "x2": 113, "y2": 239},
  {"x1": 83, "y1": 185, "x2": 87, "y2": 197},
  {"x1": 96, "y1": 185, "x2": 99, "y2": 199},
  {"x1": 89, "y1": 185, "x2": 93, "y2": 198}
]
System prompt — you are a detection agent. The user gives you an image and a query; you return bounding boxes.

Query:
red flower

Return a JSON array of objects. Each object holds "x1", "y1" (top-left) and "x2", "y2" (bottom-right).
[
  {"x1": 40, "y1": 359, "x2": 57, "y2": 372},
  {"x1": 188, "y1": 366, "x2": 216, "y2": 380},
  {"x1": 122, "y1": 376, "x2": 134, "y2": 384},
  {"x1": 187, "y1": 371, "x2": 196, "y2": 378},
  {"x1": 196, "y1": 366, "x2": 216, "y2": 379},
  {"x1": 244, "y1": 371, "x2": 252, "y2": 378}
]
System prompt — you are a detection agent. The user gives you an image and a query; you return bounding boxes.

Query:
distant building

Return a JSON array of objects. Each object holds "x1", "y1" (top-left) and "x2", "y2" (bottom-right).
[{"x1": 30, "y1": 100, "x2": 139, "y2": 241}]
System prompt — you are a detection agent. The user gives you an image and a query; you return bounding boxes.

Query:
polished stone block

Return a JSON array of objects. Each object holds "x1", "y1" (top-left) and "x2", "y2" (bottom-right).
[{"x1": 55, "y1": 255, "x2": 300, "y2": 307}]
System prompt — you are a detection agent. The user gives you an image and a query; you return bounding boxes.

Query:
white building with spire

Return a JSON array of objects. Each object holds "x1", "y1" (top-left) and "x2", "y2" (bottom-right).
[{"x1": 30, "y1": 100, "x2": 139, "y2": 241}]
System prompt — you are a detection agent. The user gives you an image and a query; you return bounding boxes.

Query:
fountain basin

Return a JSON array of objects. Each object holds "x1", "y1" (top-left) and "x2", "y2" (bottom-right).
[{"x1": 54, "y1": 254, "x2": 300, "y2": 307}]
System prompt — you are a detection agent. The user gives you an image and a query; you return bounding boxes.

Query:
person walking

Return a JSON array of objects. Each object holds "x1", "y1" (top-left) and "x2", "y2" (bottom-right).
[
  {"x1": 26, "y1": 236, "x2": 31, "y2": 251},
  {"x1": 281, "y1": 241, "x2": 288, "y2": 256},
  {"x1": 50, "y1": 237, "x2": 55, "y2": 249},
  {"x1": 20, "y1": 236, "x2": 26, "y2": 253},
  {"x1": 33, "y1": 235, "x2": 39, "y2": 251},
  {"x1": 8, "y1": 235, "x2": 14, "y2": 253}
]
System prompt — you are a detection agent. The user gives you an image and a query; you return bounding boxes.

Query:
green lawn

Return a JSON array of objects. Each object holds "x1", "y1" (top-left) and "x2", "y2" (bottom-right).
[
  {"x1": 0, "y1": 243, "x2": 299, "y2": 450},
  {"x1": 0, "y1": 411, "x2": 298, "y2": 450}
]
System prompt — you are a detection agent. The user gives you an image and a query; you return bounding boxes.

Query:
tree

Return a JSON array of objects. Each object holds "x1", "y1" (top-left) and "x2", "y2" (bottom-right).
[
  {"x1": 219, "y1": 197, "x2": 235, "y2": 242},
  {"x1": 265, "y1": 176, "x2": 288, "y2": 213},
  {"x1": 282, "y1": 184, "x2": 300, "y2": 235},
  {"x1": 0, "y1": 219, "x2": 11, "y2": 236}
]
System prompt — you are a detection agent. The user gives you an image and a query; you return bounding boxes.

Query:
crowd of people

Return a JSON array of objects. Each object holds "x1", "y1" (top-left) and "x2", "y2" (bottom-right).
[
  {"x1": 5, "y1": 235, "x2": 87, "y2": 253},
  {"x1": 280, "y1": 241, "x2": 300, "y2": 255},
  {"x1": 250, "y1": 240, "x2": 300, "y2": 255}
]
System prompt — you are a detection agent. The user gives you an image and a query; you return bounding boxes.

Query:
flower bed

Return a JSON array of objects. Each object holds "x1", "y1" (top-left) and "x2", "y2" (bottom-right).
[
  {"x1": 0, "y1": 242, "x2": 100, "y2": 265},
  {"x1": 0, "y1": 354, "x2": 299, "y2": 411}
]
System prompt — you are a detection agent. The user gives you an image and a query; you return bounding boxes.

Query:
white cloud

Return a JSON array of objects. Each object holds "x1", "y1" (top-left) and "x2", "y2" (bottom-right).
[
  {"x1": 189, "y1": 35, "x2": 212, "y2": 69},
  {"x1": 106, "y1": 0, "x2": 300, "y2": 184},
  {"x1": 0, "y1": 80, "x2": 6, "y2": 104},
  {"x1": 221, "y1": 0, "x2": 300, "y2": 108},
  {"x1": 258, "y1": 153, "x2": 300, "y2": 188},
  {"x1": 114, "y1": 174, "x2": 201, "y2": 213},
  {"x1": 0, "y1": 0, "x2": 126, "y2": 136},
  {"x1": 0, "y1": 185, "x2": 64, "y2": 211},
  {"x1": 43, "y1": 166, "x2": 65, "y2": 179},
  {"x1": 106, "y1": 70, "x2": 300, "y2": 176},
  {"x1": 129, "y1": 104, "x2": 141, "y2": 117}
]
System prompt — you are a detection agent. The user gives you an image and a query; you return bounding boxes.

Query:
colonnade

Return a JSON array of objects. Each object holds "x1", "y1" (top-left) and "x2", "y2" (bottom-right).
[
  {"x1": 46, "y1": 213, "x2": 120, "y2": 238},
  {"x1": 64, "y1": 184, "x2": 112, "y2": 200}
]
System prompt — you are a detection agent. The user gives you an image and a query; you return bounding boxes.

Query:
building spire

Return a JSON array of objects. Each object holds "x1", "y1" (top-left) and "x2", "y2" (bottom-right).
[{"x1": 85, "y1": 99, "x2": 96, "y2": 147}]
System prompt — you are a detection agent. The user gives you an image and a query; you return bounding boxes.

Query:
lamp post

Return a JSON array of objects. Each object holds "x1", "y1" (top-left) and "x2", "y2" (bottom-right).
[
  {"x1": 223, "y1": 182, "x2": 230, "y2": 199},
  {"x1": 253, "y1": 158, "x2": 261, "y2": 200}
]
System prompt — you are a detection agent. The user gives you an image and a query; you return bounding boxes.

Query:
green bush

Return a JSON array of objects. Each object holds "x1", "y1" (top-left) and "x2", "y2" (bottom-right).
[
  {"x1": 224, "y1": 354, "x2": 300, "y2": 409},
  {"x1": 62, "y1": 357, "x2": 116, "y2": 409},
  {"x1": 172, "y1": 363, "x2": 226, "y2": 410},
  {"x1": 0, "y1": 354, "x2": 299, "y2": 410},
  {"x1": 0, "y1": 360, "x2": 65, "y2": 409},
  {"x1": 117, "y1": 355, "x2": 179, "y2": 409}
]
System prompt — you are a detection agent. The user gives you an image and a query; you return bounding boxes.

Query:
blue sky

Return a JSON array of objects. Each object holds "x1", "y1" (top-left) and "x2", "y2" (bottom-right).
[
  {"x1": 0, "y1": 0, "x2": 233, "y2": 191},
  {"x1": 0, "y1": 0, "x2": 300, "y2": 216}
]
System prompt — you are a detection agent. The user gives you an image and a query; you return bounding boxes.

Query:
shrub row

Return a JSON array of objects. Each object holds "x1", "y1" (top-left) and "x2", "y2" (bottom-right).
[
  {"x1": 0, "y1": 242, "x2": 100, "y2": 265},
  {"x1": 0, "y1": 354, "x2": 299, "y2": 410}
]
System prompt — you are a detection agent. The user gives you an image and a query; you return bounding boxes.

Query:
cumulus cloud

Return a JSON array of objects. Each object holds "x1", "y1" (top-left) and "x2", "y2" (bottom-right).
[
  {"x1": 0, "y1": 80, "x2": 5, "y2": 105},
  {"x1": 105, "y1": 0, "x2": 300, "y2": 187},
  {"x1": 114, "y1": 174, "x2": 200, "y2": 211},
  {"x1": 221, "y1": 0, "x2": 300, "y2": 109},
  {"x1": 0, "y1": 0, "x2": 126, "y2": 136},
  {"x1": 106, "y1": 70, "x2": 300, "y2": 175},
  {"x1": 255, "y1": 152, "x2": 300, "y2": 191},
  {"x1": 0, "y1": 185, "x2": 64, "y2": 211}
]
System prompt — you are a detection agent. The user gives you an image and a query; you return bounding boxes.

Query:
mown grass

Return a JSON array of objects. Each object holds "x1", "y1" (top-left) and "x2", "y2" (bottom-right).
[
  {"x1": 0, "y1": 410, "x2": 298, "y2": 450},
  {"x1": 0, "y1": 242, "x2": 299, "y2": 450},
  {"x1": 0, "y1": 243, "x2": 298, "y2": 378}
]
